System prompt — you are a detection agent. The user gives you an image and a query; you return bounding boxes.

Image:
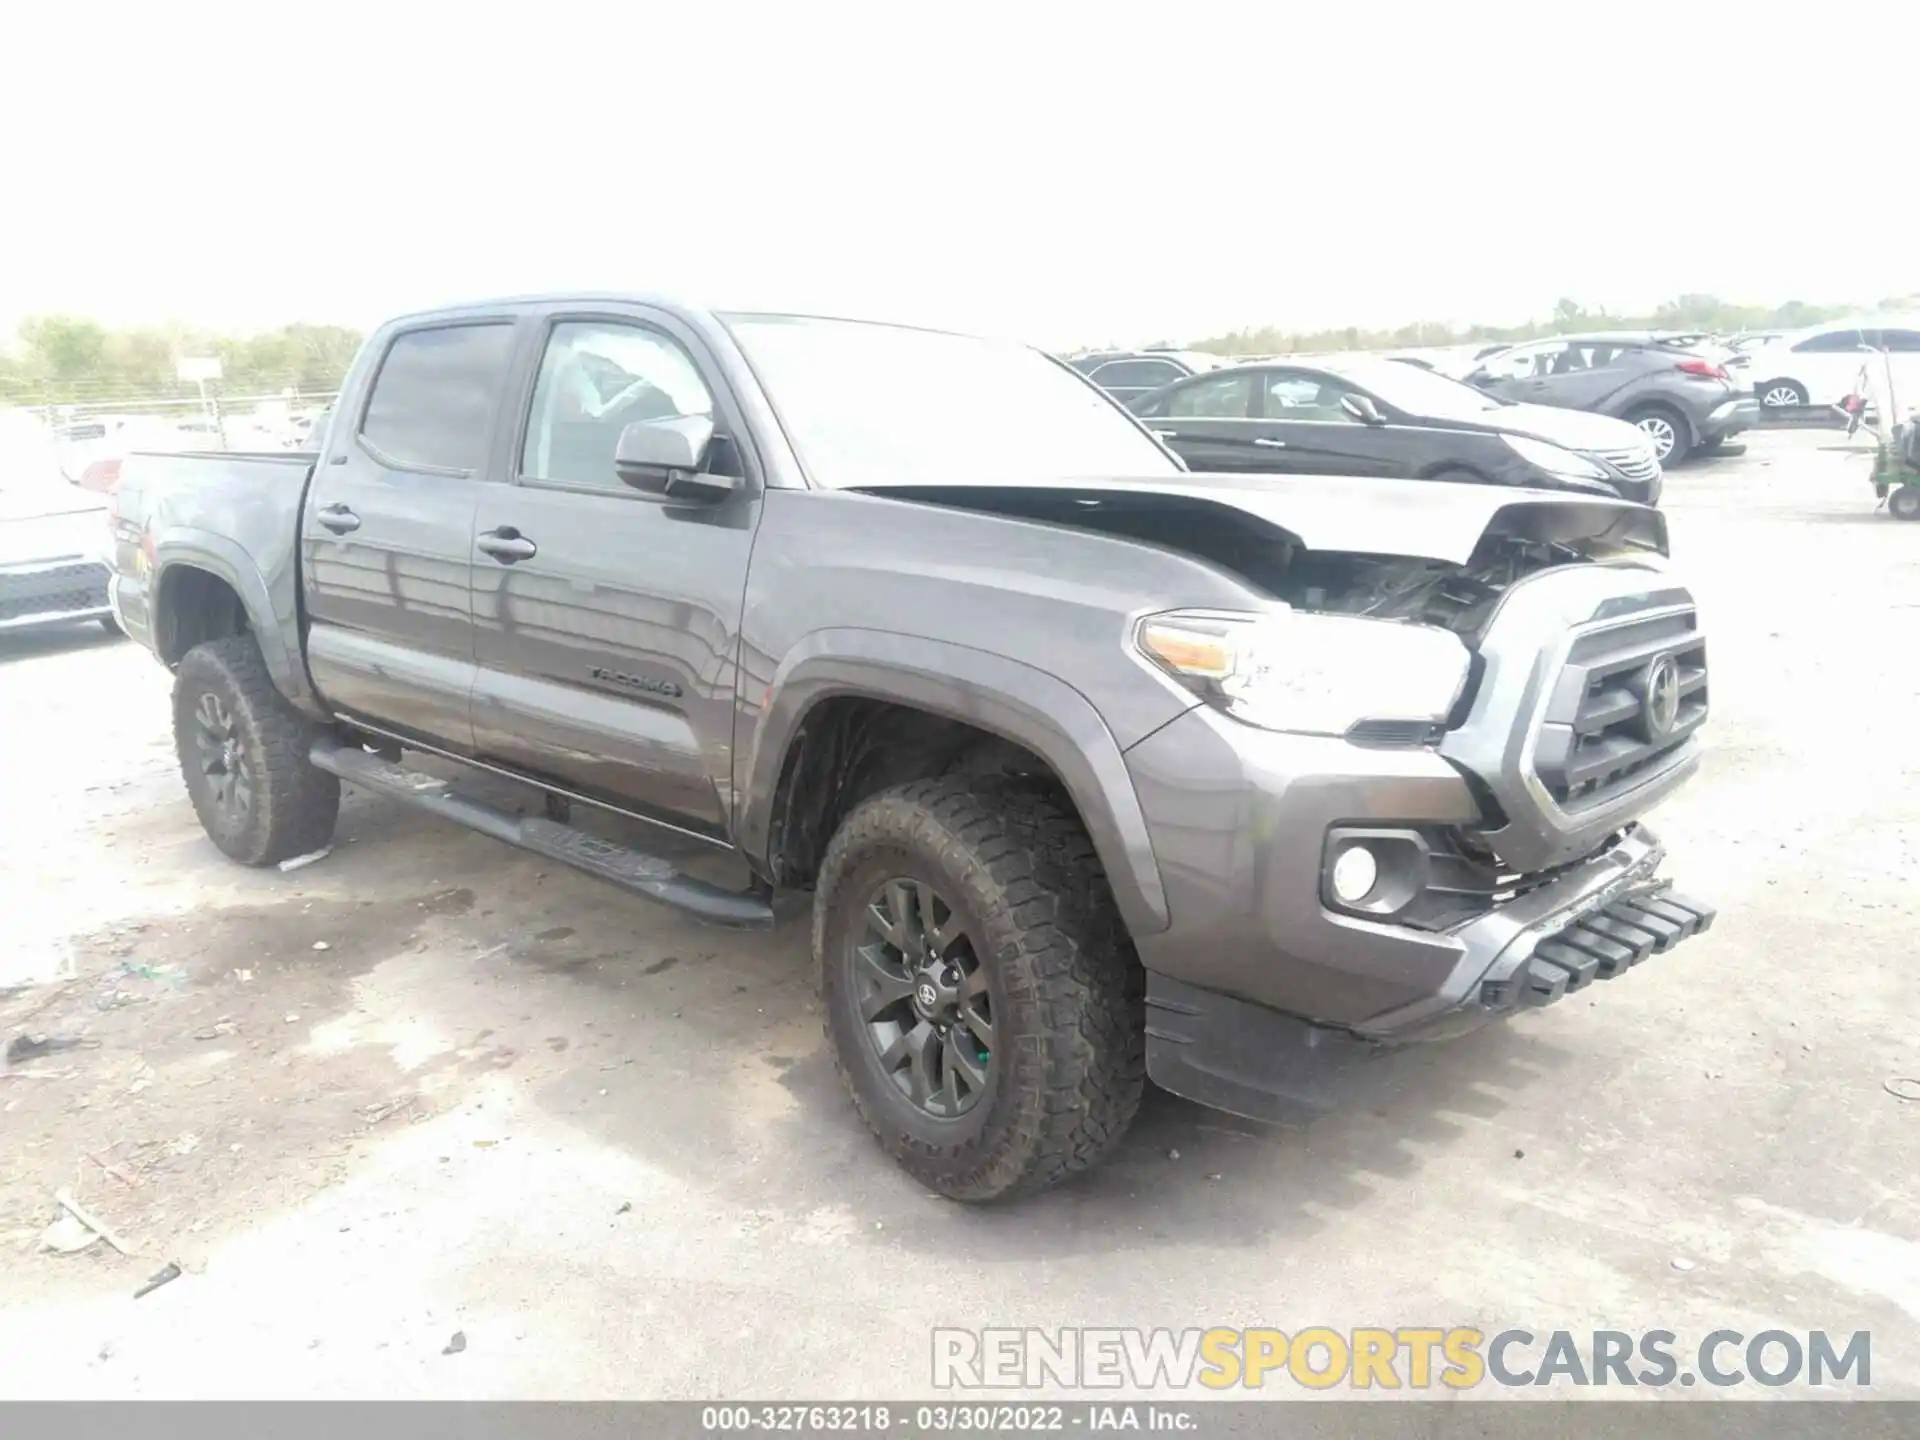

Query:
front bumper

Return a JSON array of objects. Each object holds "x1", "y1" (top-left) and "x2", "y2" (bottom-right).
[
  {"x1": 1703, "y1": 396, "x2": 1761, "y2": 440},
  {"x1": 0, "y1": 558, "x2": 113, "y2": 632},
  {"x1": 1145, "y1": 872, "x2": 1715, "y2": 1123},
  {"x1": 1125, "y1": 700, "x2": 1710, "y2": 1040}
]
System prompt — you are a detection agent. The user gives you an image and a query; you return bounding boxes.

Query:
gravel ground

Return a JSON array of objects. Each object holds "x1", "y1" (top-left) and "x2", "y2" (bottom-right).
[{"x1": 1, "y1": 429, "x2": 1915, "y2": 1401}]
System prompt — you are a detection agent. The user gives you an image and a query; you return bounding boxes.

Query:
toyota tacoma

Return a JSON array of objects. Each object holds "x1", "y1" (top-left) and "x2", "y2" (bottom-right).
[{"x1": 106, "y1": 296, "x2": 1715, "y2": 1201}]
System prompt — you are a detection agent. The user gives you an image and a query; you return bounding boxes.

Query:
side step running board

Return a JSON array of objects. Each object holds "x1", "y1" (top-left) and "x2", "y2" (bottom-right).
[{"x1": 309, "y1": 739, "x2": 775, "y2": 929}]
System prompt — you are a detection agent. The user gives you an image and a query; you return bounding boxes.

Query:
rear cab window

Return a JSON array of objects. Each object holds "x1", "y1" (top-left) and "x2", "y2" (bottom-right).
[{"x1": 358, "y1": 322, "x2": 518, "y2": 474}]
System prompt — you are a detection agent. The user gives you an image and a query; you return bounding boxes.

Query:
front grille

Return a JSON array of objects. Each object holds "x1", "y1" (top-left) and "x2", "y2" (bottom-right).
[
  {"x1": 1588, "y1": 445, "x2": 1660, "y2": 483},
  {"x1": 0, "y1": 561, "x2": 110, "y2": 623},
  {"x1": 1532, "y1": 604, "x2": 1707, "y2": 812}
]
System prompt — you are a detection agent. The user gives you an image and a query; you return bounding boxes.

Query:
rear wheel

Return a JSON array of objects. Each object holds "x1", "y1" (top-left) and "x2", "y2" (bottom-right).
[
  {"x1": 1758, "y1": 380, "x2": 1807, "y2": 408},
  {"x1": 814, "y1": 776, "x2": 1144, "y2": 1201},
  {"x1": 1627, "y1": 406, "x2": 1691, "y2": 466},
  {"x1": 172, "y1": 634, "x2": 340, "y2": 865},
  {"x1": 1890, "y1": 484, "x2": 1920, "y2": 521}
]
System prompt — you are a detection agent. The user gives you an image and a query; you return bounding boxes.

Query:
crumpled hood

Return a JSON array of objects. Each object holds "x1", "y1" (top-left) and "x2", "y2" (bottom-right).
[{"x1": 855, "y1": 471, "x2": 1668, "y2": 566}]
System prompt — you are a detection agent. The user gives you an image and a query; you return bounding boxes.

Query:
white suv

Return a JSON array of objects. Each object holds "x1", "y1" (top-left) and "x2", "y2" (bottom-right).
[{"x1": 1744, "y1": 320, "x2": 1920, "y2": 410}]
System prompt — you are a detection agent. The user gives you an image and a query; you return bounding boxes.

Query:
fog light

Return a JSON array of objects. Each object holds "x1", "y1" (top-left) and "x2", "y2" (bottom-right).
[{"x1": 1330, "y1": 845, "x2": 1379, "y2": 904}]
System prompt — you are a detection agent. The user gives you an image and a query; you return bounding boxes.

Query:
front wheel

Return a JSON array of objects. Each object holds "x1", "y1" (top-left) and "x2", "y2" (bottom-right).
[
  {"x1": 172, "y1": 634, "x2": 340, "y2": 865},
  {"x1": 1889, "y1": 484, "x2": 1920, "y2": 521},
  {"x1": 1627, "y1": 407, "x2": 1691, "y2": 467},
  {"x1": 814, "y1": 776, "x2": 1144, "y2": 1201},
  {"x1": 1759, "y1": 379, "x2": 1808, "y2": 408}
]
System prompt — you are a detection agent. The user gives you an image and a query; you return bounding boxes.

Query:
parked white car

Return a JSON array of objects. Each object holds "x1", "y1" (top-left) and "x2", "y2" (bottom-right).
[
  {"x1": 1, "y1": 414, "x2": 117, "y2": 635},
  {"x1": 1742, "y1": 320, "x2": 1920, "y2": 410}
]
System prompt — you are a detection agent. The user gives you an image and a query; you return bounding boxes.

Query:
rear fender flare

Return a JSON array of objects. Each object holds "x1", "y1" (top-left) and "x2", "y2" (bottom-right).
[
  {"x1": 152, "y1": 528, "x2": 322, "y2": 716},
  {"x1": 737, "y1": 628, "x2": 1172, "y2": 936}
]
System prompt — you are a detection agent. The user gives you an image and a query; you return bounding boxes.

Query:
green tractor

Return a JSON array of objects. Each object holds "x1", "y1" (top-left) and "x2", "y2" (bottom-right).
[
  {"x1": 1840, "y1": 356, "x2": 1920, "y2": 520},
  {"x1": 1868, "y1": 425, "x2": 1920, "y2": 520}
]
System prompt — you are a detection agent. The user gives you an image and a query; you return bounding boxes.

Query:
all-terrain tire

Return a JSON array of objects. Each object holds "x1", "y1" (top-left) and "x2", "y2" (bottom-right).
[
  {"x1": 172, "y1": 634, "x2": 340, "y2": 866},
  {"x1": 814, "y1": 776, "x2": 1145, "y2": 1201}
]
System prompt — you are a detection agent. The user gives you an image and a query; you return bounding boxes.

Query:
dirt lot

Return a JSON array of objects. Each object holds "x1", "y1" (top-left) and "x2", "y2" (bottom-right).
[{"x1": 2, "y1": 429, "x2": 1917, "y2": 1400}]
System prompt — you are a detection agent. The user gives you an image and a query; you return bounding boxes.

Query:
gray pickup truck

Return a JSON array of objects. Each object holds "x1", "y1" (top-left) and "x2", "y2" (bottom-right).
[{"x1": 108, "y1": 295, "x2": 1714, "y2": 1201}]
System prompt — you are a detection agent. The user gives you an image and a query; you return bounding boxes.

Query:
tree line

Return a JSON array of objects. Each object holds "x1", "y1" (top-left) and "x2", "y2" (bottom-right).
[
  {"x1": 6, "y1": 293, "x2": 1917, "y2": 408},
  {"x1": 0, "y1": 315, "x2": 364, "y2": 408},
  {"x1": 1115, "y1": 294, "x2": 1919, "y2": 357}
]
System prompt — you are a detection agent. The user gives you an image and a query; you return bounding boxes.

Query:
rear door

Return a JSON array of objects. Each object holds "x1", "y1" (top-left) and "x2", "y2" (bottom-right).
[
  {"x1": 1132, "y1": 371, "x2": 1262, "y2": 470},
  {"x1": 467, "y1": 307, "x2": 763, "y2": 839},
  {"x1": 301, "y1": 318, "x2": 519, "y2": 750}
]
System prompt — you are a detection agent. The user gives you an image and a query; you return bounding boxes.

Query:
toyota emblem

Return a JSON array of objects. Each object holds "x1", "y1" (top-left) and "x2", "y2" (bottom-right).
[{"x1": 1640, "y1": 654, "x2": 1681, "y2": 740}]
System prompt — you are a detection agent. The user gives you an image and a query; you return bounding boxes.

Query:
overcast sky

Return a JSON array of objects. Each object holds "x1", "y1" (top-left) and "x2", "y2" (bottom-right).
[{"x1": 5, "y1": 1, "x2": 1915, "y2": 348}]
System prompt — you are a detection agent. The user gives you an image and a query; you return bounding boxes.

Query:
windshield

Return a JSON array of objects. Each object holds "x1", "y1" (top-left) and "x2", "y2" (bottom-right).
[
  {"x1": 1323, "y1": 357, "x2": 1508, "y2": 419},
  {"x1": 722, "y1": 315, "x2": 1178, "y2": 488}
]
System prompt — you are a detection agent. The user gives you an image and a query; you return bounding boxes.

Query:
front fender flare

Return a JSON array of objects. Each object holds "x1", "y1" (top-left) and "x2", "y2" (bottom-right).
[
  {"x1": 737, "y1": 628, "x2": 1172, "y2": 937},
  {"x1": 152, "y1": 528, "x2": 321, "y2": 715}
]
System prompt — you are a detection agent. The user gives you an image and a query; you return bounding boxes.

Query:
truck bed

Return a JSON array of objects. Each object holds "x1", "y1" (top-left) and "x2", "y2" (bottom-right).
[{"x1": 109, "y1": 449, "x2": 316, "y2": 670}]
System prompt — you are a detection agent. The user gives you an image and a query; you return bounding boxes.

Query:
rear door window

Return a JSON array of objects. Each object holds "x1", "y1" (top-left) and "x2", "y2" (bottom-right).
[{"x1": 358, "y1": 322, "x2": 517, "y2": 474}]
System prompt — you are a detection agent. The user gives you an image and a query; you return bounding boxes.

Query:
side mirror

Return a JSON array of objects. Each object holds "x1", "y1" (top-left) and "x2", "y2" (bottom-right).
[
  {"x1": 1464, "y1": 370, "x2": 1495, "y2": 387},
  {"x1": 613, "y1": 414, "x2": 736, "y2": 502},
  {"x1": 1340, "y1": 393, "x2": 1386, "y2": 425}
]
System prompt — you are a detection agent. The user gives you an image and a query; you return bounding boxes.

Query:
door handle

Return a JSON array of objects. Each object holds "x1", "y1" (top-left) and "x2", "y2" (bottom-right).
[
  {"x1": 315, "y1": 504, "x2": 360, "y2": 534},
  {"x1": 1253, "y1": 437, "x2": 1288, "y2": 449},
  {"x1": 476, "y1": 528, "x2": 538, "y2": 563},
  {"x1": 1152, "y1": 429, "x2": 1181, "y2": 440}
]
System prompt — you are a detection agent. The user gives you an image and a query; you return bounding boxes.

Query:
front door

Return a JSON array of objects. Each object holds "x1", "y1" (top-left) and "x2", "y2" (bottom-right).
[
  {"x1": 1470, "y1": 342, "x2": 1564, "y2": 407},
  {"x1": 1250, "y1": 369, "x2": 1398, "y2": 476},
  {"x1": 301, "y1": 318, "x2": 520, "y2": 750},
  {"x1": 468, "y1": 311, "x2": 762, "y2": 839}
]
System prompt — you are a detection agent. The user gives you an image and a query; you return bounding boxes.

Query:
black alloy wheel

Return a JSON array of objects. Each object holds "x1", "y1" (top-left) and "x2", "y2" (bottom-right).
[
  {"x1": 848, "y1": 877, "x2": 994, "y2": 1119},
  {"x1": 191, "y1": 689, "x2": 254, "y2": 836}
]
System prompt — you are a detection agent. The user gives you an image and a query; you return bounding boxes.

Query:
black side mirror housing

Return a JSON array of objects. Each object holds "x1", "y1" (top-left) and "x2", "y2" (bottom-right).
[{"x1": 614, "y1": 414, "x2": 737, "y2": 502}]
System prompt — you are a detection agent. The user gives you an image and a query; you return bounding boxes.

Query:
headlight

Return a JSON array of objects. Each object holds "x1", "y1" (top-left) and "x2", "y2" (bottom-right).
[
  {"x1": 1135, "y1": 608, "x2": 1470, "y2": 738},
  {"x1": 1503, "y1": 433, "x2": 1608, "y2": 481}
]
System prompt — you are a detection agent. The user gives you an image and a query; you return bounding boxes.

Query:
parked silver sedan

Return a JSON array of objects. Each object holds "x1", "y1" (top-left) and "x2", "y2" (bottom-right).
[{"x1": 0, "y1": 417, "x2": 118, "y2": 635}]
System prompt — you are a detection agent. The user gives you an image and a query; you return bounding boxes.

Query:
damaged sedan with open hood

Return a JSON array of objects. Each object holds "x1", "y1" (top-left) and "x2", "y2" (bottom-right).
[{"x1": 104, "y1": 296, "x2": 1714, "y2": 1200}]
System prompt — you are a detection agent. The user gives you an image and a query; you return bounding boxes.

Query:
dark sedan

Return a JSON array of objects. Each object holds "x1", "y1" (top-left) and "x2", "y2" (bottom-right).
[{"x1": 1127, "y1": 356, "x2": 1663, "y2": 504}]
